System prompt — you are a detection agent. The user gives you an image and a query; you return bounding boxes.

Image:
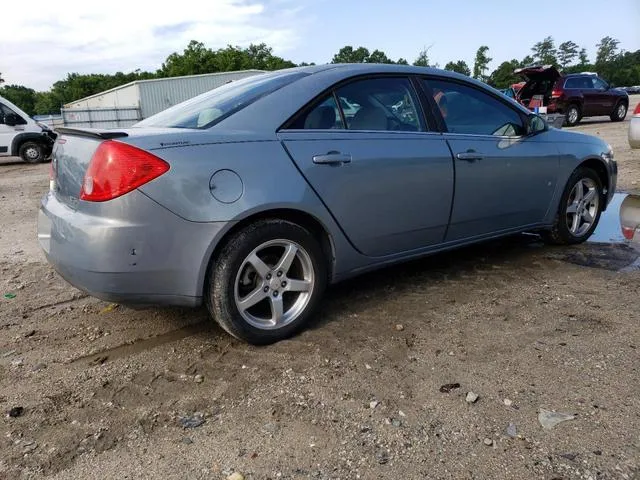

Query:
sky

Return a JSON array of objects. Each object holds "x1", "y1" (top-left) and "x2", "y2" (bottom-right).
[{"x1": 2, "y1": 0, "x2": 639, "y2": 91}]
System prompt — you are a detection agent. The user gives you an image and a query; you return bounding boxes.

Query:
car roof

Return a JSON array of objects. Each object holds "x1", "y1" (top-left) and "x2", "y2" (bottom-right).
[
  {"x1": 565, "y1": 72, "x2": 599, "y2": 77},
  {"x1": 293, "y1": 63, "x2": 488, "y2": 88}
]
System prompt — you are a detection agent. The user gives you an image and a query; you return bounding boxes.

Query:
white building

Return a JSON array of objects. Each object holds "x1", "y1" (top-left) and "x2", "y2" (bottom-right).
[{"x1": 62, "y1": 70, "x2": 265, "y2": 128}]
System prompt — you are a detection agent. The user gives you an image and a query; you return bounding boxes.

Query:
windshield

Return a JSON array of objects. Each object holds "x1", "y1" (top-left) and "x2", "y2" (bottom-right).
[{"x1": 135, "y1": 70, "x2": 308, "y2": 129}]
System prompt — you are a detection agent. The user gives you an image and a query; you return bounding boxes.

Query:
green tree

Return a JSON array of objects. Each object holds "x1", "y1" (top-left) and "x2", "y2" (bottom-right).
[
  {"x1": 0, "y1": 73, "x2": 4, "y2": 84},
  {"x1": 577, "y1": 48, "x2": 589, "y2": 66},
  {"x1": 0, "y1": 85, "x2": 36, "y2": 115},
  {"x1": 531, "y1": 36, "x2": 557, "y2": 65},
  {"x1": 160, "y1": 40, "x2": 218, "y2": 76},
  {"x1": 557, "y1": 41, "x2": 579, "y2": 67},
  {"x1": 595, "y1": 36, "x2": 620, "y2": 65},
  {"x1": 413, "y1": 46, "x2": 432, "y2": 67},
  {"x1": 444, "y1": 60, "x2": 471, "y2": 76},
  {"x1": 488, "y1": 59, "x2": 521, "y2": 89},
  {"x1": 331, "y1": 46, "x2": 371, "y2": 63},
  {"x1": 34, "y1": 91, "x2": 62, "y2": 115},
  {"x1": 396, "y1": 58, "x2": 409, "y2": 65},
  {"x1": 473, "y1": 46, "x2": 492, "y2": 82},
  {"x1": 368, "y1": 49, "x2": 394, "y2": 64},
  {"x1": 331, "y1": 45, "x2": 405, "y2": 64},
  {"x1": 520, "y1": 54, "x2": 534, "y2": 67}
]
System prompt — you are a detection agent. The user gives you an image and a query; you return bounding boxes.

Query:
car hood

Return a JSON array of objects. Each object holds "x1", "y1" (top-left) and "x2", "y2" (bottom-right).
[
  {"x1": 514, "y1": 65, "x2": 561, "y2": 82},
  {"x1": 546, "y1": 126, "x2": 610, "y2": 148}
]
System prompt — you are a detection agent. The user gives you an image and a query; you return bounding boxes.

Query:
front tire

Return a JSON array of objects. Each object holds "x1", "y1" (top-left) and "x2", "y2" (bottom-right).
[
  {"x1": 610, "y1": 101, "x2": 627, "y2": 122},
  {"x1": 541, "y1": 167, "x2": 604, "y2": 245},
  {"x1": 19, "y1": 141, "x2": 46, "y2": 163},
  {"x1": 206, "y1": 219, "x2": 327, "y2": 345}
]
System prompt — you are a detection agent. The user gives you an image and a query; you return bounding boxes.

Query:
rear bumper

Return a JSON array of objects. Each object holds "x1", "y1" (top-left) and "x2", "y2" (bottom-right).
[{"x1": 38, "y1": 190, "x2": 229, "y2": 307}]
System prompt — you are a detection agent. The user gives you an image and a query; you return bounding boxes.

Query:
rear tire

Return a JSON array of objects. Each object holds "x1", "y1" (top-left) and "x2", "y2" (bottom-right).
[
  {"x1": 610, "y1": 101, "x2": 627, "y2": 122},
  {"x1": 205, "y1": 219, "x2": 327, "y2": 345},
  {"x1": 19, "y1": 141, "x2": 46, "y2": 163},
  {"x1": 541, "y1": 167, "x2": 603, "y2": 245},
  {"x1": 564, "y1": 104, "x2": 581, "y2": 127}
]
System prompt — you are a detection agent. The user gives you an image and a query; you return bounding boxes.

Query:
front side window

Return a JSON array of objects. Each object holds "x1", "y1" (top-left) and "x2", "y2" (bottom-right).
[
  {"x1": 0, "y1": 104, "x2": 27, "y2": 125},
  {"x1": 289, "y1": 77, "x2": 424, "y2": 132},
  {"x1": 592, "y1": 77, "x2": 608, "y2": 90},
  {"x1": 425, "y1": 79, "x2": 525, "y2": 137},
  {"x1": 136, "y1": 70, "x2": 308, "y2": 129}
]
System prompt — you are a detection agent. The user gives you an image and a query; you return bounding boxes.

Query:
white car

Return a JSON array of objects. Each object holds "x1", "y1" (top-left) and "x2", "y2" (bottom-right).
[
  {"x1": 620, "y1": 194, "x2": 640, "y2": 242},
  {"x1": 629, "y1": 102, "x2": 640, "y2": 149},
  {"x1": 0, "y1": 95, "x2": 55, "y2": 163}
]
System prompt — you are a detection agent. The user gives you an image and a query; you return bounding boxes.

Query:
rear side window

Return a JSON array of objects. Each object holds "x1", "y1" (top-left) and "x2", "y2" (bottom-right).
[
  {"x1": 564, "y1": 77, "x2": 581, "y2": 89},
  {"x1": 295, "y1": 95, "x2": 345, "y2": 129},
  {"x1": 136, "y1": 71, "x2": 308, "y2": 129},
  {"x1": 287, "y1": 76, "x2": 425, "y2": 132},
  {"x1": 424, "y1": 78, "x2": 525, "y2": 136}
]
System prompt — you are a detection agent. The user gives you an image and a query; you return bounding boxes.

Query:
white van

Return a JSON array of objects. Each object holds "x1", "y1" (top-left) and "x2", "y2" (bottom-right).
[{"x1": 0, "y1": 95, "x2": 56, "y2": 163}]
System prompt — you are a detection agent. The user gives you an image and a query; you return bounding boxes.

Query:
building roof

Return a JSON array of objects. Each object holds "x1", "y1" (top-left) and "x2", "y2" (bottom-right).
[{"x1": 66, "y1": 69, "x2": 266, "y2": 106}]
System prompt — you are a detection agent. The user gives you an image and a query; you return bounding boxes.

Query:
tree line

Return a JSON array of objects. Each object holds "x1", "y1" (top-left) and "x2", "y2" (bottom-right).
[{"x1": 1, "y1": 36, "x2": 638, "y2": 116}]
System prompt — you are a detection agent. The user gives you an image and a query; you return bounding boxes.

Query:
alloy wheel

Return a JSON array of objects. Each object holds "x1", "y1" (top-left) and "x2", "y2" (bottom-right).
[
  {"x1": 234, "y1": 239, "x2": 315, "y2": 330},
  {"x1": 565, "y1": 177, "x2": 599, "y2": 237}
]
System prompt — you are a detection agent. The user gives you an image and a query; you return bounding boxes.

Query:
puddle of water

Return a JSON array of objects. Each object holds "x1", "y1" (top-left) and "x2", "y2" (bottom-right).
[
  {"x1": 589, "y1": 193, "x2": 627, "y2": 244},
  {"x1": 547, "y1": 193, "x2": 640, "y2": 271}
]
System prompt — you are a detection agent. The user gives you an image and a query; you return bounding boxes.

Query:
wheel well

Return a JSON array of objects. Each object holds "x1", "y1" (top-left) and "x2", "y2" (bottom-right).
[
  {"x1": 11, "y1": 134, "x2": 49, "y2": 157},
  {"x1": 568, "y1": 101, "x2": 581, "y2": 111},
  {"x1": 205, "y1": 209, "x2": 335, "y2": 293},
  {"x1": 579, "y1": 158, "x2": 609, "y2": 199}
]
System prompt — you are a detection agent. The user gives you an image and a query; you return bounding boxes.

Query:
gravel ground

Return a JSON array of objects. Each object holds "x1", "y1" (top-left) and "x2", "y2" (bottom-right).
[{"x1": 1, "y1": 100, "x2": 639, "y2": 480}]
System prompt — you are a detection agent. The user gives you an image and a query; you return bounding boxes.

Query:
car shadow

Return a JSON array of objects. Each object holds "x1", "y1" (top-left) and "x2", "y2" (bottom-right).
[
  {"x1": 0, "y1": 160, "x2": 27, "y2": 167},
  {"x1": 306, "y1": 233, "x2": 544, "y2": 331},
  {"x1": 570, "y1": 118, "x2": 623, "y2": 126}
]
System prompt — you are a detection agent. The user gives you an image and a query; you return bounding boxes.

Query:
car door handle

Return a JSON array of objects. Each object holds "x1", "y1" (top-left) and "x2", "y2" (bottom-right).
[
  {"x1": 456, "y1": 151, "x2": 484, "y2": 162},
  {"x1": 312, "y1": 151, "x2": 352, "y2": 165}
]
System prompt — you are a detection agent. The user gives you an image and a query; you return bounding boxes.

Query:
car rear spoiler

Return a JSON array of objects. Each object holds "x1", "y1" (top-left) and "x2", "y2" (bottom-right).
[{"x1": 54, "y1": 127, "x2": 129, "y2": 140}]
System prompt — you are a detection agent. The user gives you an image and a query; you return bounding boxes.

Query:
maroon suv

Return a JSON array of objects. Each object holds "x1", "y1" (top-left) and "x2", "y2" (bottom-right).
[{"x1": 514, "y1": 65, "x2": 629, "y2": 126}]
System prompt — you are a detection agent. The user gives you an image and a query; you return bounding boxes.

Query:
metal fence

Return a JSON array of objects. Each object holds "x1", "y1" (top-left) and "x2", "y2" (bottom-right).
[{"x1": 61, "y1": 107, "x2": 142, "y2": 128}]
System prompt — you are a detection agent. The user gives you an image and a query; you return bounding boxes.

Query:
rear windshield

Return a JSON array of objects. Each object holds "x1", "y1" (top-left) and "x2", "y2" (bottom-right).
[{"x1": 135, "y1": 70, "x2": 308, "y2": 129}]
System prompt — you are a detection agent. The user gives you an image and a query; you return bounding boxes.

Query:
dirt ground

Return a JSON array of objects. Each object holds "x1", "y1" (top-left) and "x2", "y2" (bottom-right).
[{"x1": 1, "y1": 100, "x2": 639, "y2": 480}]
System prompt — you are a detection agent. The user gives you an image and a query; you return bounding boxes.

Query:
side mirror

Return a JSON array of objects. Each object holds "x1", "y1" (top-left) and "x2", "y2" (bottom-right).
[
  {"x1": 527, "y1": 114, "x2": 547, "y2": 135},
  {"x1": 4, "y1": 113, "x2": 19, "y2": 126}
]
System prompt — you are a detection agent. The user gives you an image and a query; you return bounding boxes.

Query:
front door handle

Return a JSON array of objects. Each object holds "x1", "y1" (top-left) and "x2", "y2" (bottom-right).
[
  {"x1": 456, "y1": 151, "x2": 484, "y2": 162},
  {"x1": 312, "y1": 151, "x2": 352, "y2": 165}
]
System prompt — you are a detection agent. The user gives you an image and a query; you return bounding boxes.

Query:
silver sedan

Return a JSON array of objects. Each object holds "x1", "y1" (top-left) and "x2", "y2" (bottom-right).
[{"x1": 38, "y1": 64, "x2": 617, "y2": 344}]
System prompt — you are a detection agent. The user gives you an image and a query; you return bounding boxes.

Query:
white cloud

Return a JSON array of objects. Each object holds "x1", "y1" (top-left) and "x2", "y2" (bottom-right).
[{"x1": 1, "y1": 0, "x2": 307, "y2": 90}]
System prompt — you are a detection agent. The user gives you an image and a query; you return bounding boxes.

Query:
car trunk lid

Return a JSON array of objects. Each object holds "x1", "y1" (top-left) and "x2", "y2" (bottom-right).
[
  {"x1": 514, "y1": 65, "x2": 561, "y2": 82},
  {"x1": 51, "y1": 129, "x2": 130, "y2": 208}
]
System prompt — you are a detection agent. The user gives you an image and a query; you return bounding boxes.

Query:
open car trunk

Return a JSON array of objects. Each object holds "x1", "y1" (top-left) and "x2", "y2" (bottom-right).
[{"x1": 514, "y1": 65, "x2": 561, "y2": 110}]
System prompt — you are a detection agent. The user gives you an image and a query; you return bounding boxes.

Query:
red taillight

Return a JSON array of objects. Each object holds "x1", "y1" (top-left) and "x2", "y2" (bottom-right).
[
  {"x1": 79, "y1": 140, "x2": 169, "y2": 202},
  {"x1": 633, "y1": 103, "x2": 640, "y2": 116},
  {"x1": 551, "y1": 89, "x2": 562, "y2": 98},
  {"x1": 622, "y1": 226, "x2": 636, "y2": 240}
]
